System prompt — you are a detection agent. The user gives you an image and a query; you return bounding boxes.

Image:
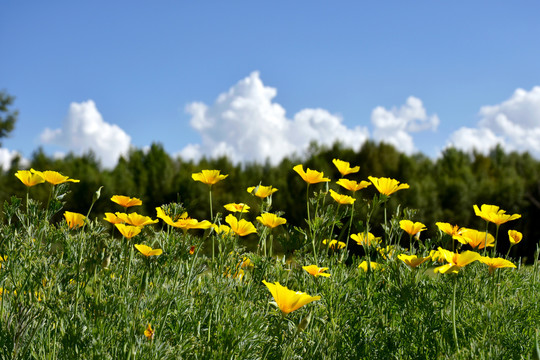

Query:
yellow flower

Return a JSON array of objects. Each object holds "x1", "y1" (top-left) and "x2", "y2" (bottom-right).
[
  {"x1": 336, "y1": 178, "x2": 371, "y2": 193},
  {"x1": 367, "y1": 176, "x2": 409, "y2": 196},
  {"x1": 460, "y1": 228, "x2": 495, "y2": 250},
  {"x1": 104, "y1": 212, "x2": 123, "y2": 225},
  {"x1": 397, "y1": 254, "x2": 431, "y2": 268},
  {"x1": 15, "y1": 170, "x2": 45, "y2": 187},
  {"x1": 144, "y1": 324, "x2": 154, "y2": 340},
  {"x1": 155, "y1": 207, "x2": 176, "y2": 227},
  {"x1": 30, "y1": 169, "x2": 80, "y2": 185},
  {"x1": 63, "y1": 211, "x2": 86, "y2": 229},
  {"x1": 192, "y1": 170, "x2": 228, "y2": 185},
  {"x1": 329, "y1": 189, "x2": 356, "y2": 205},
  {"x1": 224, "y1": 203, "x2": 250, "y2": 213},
  {"x1": 473, "y1": 204, "x2": 521, "y2": 226},
  {"x1": 116, "y1": 212, "x2": 159, "y2": 227},
  {"x1": 378, "y1": 245, "x2": 398, "y2": 260},
  {"x1": 350, "y1": 232, "x2": 381, "y2": 247},
  {"x1": 212, "y1": 224, "x2": 232, "y2": 235},
  {"x1": 479, "y1": 256, "x2": 516, "y2": 274},
  {"x1": 302, "y1": 265, "x2": 331, "y2": 277},
  {"x1": 332, "y1": 158, "x2": 360, "y2": 177},
  {"x1": 508, "y1": 230, "x2": 523, "y2": 246},
  {"x1": 172, "y1": 214, "x2": 212, "y2": 231},
  {"x1": 429, "y1": 249, "x2": 446, "y2": 263},
  {"x1": 293, "y1": 164, "x2": 330, "y2": 184},
  {"x1": 134, "y1": 244, "x2": 163, "y2": 257},
  {"x1": 225, "y1": 214, "x2": 257, "y2": 236},
  {"x1": 433, "y1": 247, "x2": 481, "y2": 274},
  {"x1": 436, "y1": 222, "x2": 466, "y2": 243},
  {"x1": 111, "y1": 195, "x2": 142, "y2": 208},
  {"x1": 239, "y1": 256, "x2": 253, "y2": 269},
  {"x1": 247, "y1": 185, "x2": 278, "y2": 198},
  {"x1": 256, "y1": 213, "x2": 287, "y2": 228},
  {"x1": 224, "y1": 267, "x2": 245, "y2": 280},
  {"x1": 156, "y1": 208, "x2": 211, "y2": 230},
  {"x1": 262, "y1": 280, "x2": 321, "y2": 315},
  {"x1": 322, "y1": 239, "x2": 346, "y2": 250},
  {"x1": 358, "y1": 261, "x2": 382, "y2": 272},
  {"x1": 115, "y1": 223, "x2": 142, "y2": 239},
  {"x1": 399, "y1": 220, "x2": 427, "y2": 236}
]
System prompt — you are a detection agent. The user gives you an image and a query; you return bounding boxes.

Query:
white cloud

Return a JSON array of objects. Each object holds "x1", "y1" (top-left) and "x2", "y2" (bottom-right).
[
  {"x1": 371, "y1": 96, "x2": 440, "y2": 155},
  {"x1": 447, "y1": 86, "x2": 540, "y2": 156},
  {"x1": 40, "y1": 100, "x2": 131, "y2": 168},
  {"x1": 446, "y1": 127, "x2": 505, "y2": 154},
  {"x1": 180, "y1": 71, "x2": 370, "y2": 164},
  {"x1": 0, "y1": 148, "x2": 28, "y2": 171}
]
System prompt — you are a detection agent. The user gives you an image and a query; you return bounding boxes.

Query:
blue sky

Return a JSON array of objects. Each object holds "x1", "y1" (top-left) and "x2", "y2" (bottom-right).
[{"x1": 1, "y1": 1, "x2": 540, "y2": 168}]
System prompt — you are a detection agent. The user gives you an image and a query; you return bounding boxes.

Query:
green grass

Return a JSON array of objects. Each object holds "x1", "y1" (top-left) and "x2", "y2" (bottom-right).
[{"x1": 1, "y1": 175, "x2": 539, "y2": 359}]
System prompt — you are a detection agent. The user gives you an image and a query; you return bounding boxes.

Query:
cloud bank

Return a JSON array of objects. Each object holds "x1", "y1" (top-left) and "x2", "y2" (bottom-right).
[
  {"x1": 181, "y1": 71, "x2": 369, "y2": 164},
  {"x1": 447, "y1": 86, "x2": 540, "y2": 156},
  {"x1": 371, "y1": 96, "x2": 440, "y2": 154},
  {"x1": 40, "y1": 100, "x2": 131, "y2": 168},
  {"x1": 180, "y1": 72, "x2": 438, "y2": 164}
]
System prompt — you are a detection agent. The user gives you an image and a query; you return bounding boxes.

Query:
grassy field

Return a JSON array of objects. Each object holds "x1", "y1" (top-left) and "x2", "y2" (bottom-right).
[{"x1": 1, "y1": 167, "x2": 539, "y2": 359}]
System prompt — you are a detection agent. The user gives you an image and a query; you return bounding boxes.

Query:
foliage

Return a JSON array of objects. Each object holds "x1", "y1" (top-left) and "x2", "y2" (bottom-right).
[
  {"x1": 0, "y1": 90, "x2": 17, "y2": 146},
  {"x1": 0, "y1": 154, "x2": 539, "y2": 359}
]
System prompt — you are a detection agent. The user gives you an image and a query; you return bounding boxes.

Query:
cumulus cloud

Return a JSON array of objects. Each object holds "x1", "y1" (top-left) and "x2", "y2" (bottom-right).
[
  {"x1": 0, "y1": 148, "x2": 28, "y2": 171},
  {"x1": 371, "y1": 96, "x2": 440, "y2": 155},
  {"x1": 180, "y1": 71, "x2": 370, "y2": 164},
  {"x1": 40, "y1": 100, "x2": 131, "y2": 168},
  {"x1": 447, "y1": 86, "x2": 540, "y2": 156}
]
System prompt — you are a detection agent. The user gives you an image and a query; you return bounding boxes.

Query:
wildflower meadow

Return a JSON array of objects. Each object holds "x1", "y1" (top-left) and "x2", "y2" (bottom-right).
[{"x1": 1, "y1": 160, "x2": 539, "y2": 359}]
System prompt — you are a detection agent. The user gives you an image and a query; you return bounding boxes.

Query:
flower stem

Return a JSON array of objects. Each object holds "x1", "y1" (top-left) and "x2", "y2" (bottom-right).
[
  {"x1": 125, "y1": 242, "x2": 134, "y2": 290},
  {"x1": 73, "y1": 233, "x2": 85, "y2": 318},
  {"x1": 209, "y1": 186, "x2": 215, "y2": 260},
  {"x1": 209, "y1": 186, "x2": 214, "y2": 222},
  {"x1": 506, "y1": 244, "x2": 514, "y2": 258},
  {"x1": 306, "y1": 184, "x2": 311, "y2": 224},
  {"x1": 383, "y1": 200, "x2": 388, "y2": 245},
  {"x1": 341, "y1": 204, "x2": 355, "y2": 262},
  {"x1": 482, "y1": 221, "x2": 489, "y2": 257},
  {"x1": 328, "y1": 204, "x2": 341, "y2": 244},
  {"x1": 306, "y1": 185, "x2": 317, "y2": 259},
  {"x1": 493, "y1": 224, "x2": 500, "y2": 256},
  {"x1": 452, "y1": 275, "x2": 459, "y2": 351}
]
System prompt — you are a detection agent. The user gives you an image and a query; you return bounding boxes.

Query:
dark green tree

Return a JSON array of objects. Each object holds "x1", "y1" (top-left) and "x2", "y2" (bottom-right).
[{"x1": 0, "y1": 90, "x2": 18, "y2": 145}]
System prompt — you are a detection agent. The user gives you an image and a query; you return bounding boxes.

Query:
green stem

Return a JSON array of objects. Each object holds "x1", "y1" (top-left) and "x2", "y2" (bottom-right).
[
  {"x1": 209, "y1": 186, "x2": 214, "y2": 222},
  {"x1": 25, "y1": 190, "x2": 31, "y2": 231},
  {"x1": 342, "y1": 204, "x2": 355, "y2": 262},
  {"x1": 260, "y1": 227, "x2": 268, "y2": 257},
  {"x1": 506, "y1": 244, "x2": 513, "y2": 258},
  {"x1": 73, "y1": 233, "x2": 85, "y2": 318},
  {"x1": 306, "y1": 185, "x2": 317, "y2": 259},
  {"x1": 482, "y1": 221, "x2": 489, "y2": 257},
  {"x1": 346, "y1": 200, "x2": 355, "y2": 242},
  {"x1": 306, "y1": 185, "x2": 311, "y2": 224},
  {"x1": 452, "y1": 275, "x2": 459, "y2": 351},
  {"x1": 269, "y1": 232, "x2": 274, "y2": 258},
  {"x1": 493, "y1": 224, "x2": 500, "y2": 256},
  {"x1": 125, "y1": 241, "x2": 134, "y2": 290},
  {"x1": 328, "y1": 204, "x2": 341, "y2": 243},
  {"x1": 383, "y1": 200, "x2": 388, "y2": 245},
  {"x1": 45, "y1": 185, "x2": 54, "y2": 220}
]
